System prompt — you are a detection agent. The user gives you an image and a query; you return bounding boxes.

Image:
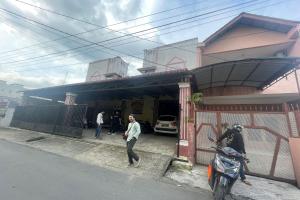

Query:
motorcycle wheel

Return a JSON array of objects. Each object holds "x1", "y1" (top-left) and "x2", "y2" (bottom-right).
[{"x1": 214, "y1": 185, "x2": 227, "y2": 200}]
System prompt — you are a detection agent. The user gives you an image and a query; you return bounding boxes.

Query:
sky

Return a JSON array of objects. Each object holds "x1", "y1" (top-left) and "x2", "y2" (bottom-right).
[{"x1": 0, "y1": 0, "x2": 299, "y2": 89}]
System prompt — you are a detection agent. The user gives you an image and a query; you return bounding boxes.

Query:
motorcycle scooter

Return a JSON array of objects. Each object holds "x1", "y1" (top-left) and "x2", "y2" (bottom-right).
[{"x1": 207, "y1": 137, "x2": 249, "y2": 200}]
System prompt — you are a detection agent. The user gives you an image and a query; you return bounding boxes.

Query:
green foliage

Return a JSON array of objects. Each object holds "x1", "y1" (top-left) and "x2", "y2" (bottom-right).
[{"x1": 191, "y1": 92, "x2": 203, "y2": 105}]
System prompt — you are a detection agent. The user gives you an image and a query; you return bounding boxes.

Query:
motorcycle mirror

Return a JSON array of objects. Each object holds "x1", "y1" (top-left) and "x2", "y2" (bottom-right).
[{"x1": 207, "y1": 132, "x2": 215, "y2": 142}]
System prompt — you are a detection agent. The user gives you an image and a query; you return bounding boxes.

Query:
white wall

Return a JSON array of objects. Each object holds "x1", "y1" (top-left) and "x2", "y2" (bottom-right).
[
  {"x1": 0, "y1": 81, "x2": 24, "y2": 100},
  {"x1": 142, "y1": 38, "x2": 198, "y2": 73},
  {"x1": 0, "y1": 108, "x2": 15, "y2": 127},
  {"x1": 85, "y1": 57, "x2": 129, "y2": 82}
]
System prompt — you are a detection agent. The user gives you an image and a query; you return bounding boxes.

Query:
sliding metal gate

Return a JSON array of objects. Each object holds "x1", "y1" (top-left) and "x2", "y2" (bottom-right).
[
  {"x1": 195, "y1": 106, "x2": 297, "y2": 183},
  {"x1": 10, "y1": 104, "x2": 87, "y2": 138}
]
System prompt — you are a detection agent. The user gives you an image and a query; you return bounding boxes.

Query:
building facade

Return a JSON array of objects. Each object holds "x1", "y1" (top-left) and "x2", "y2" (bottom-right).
[
  {"x1": 138, "y1": 38, "x2": 198, "y2": 73},
  {"x1": 85, "y1": 56, "x2": 129, "y2": 82},
  {"x1": 196, "y1": 13, "x2": 300, "y2": 95}
]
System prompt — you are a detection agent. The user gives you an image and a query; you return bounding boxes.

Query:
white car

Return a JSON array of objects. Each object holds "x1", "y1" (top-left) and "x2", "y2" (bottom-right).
[{"x1": 154, "y1": 115, "x2": 178, "y2": 134}]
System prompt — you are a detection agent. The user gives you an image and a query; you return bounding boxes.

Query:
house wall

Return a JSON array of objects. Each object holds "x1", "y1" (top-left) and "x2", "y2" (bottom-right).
[
  {"x1": 263, "y1": 38, "x2": 300, "y2": 94},
  {"x1": 0, "y1": 81, "x2": 25, "y2": 101},
  {"x1": 202, "y1": 86, "x2": 259, "y2": 96},
  {"x1": 85, "y1": 57, "x2": 128, "y2": 82},
  {"x1": 123, "y1": 95, "x2": 176, "y2": 125},
  {"x1": 123, "y1": 96, "x2": 154, "y2": 125},
  {"x1": 203, "y1": 25, "x2": 290, "y2": 54},
  {"x1": 201, "y1": 23, "x2": 300, "y2": 95},
  {"x1": 0, "y1": 108, "x2": 15, "y2": 127},
  {"x1": 142, "y1": 38, "x2": 198, "y2": 72}
]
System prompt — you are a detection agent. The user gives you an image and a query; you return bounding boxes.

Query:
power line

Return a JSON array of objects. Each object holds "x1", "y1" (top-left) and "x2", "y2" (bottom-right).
[
  {"x1": 4, "y1": 0, "x2": 279, "y2": 70},
  {"x1": 0, "y1": 0, "x2": 212, "y2": 55},
  {"x1": 0, "y1": 12, "x2": 91, "y2": 59},
  {"x1": 0, "y1": 0, "x2": 261, "y2": 66},
  {"x1": 11, "y1": 0, "x2": 233, "y2": 55},
  {"x1": 6, "y1": 0, "x2": 289, "y2": 73},
  {"x1": 0, "y1": 0, "x2": 247, "y2": 61},
  {"x1": 2, "y1": 0, "x2": 272, "y2": 66},
  {"x1": 15, "y1": 0, "x2": 209, "y2": 28},
  {"x1": 2, "y1": 0, "x2": 284, "y2": 70}
]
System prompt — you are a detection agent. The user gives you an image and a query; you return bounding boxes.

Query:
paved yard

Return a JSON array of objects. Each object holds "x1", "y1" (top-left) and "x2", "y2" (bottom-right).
[
  {"x1": 82, "y1": 128, "x2": 177, "y2": 156},
  {"x1": 0, "y1": 127, "x2": 172, "y2": 179}
]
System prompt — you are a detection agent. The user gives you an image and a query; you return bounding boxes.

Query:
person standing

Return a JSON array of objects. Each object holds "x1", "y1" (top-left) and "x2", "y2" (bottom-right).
[
  {"x1": 217, "y1": 124, "x2": 251, "y2": 185},
  {"x1": 113, "y1": 111, "x2": 122, "y2": 134},
  {"x1": 125, "y1": 114, "x2": 141, "y2": 167},
  {"x1": 95, "y1": 111, "x2": 104, "y2": 139},
  {"x1": 83, "y1": 117, "x2": 88, "y2": 129}
]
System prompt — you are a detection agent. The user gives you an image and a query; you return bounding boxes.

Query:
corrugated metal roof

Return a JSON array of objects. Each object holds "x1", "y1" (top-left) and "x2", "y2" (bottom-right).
[
  {"x1": 192, "y1": 57, "x2": 300, "y2": 90},
  {"x1": 24, "y1": 69, "x2": 189, "y2": 99},
  {"x1": 24, "y1": 58, "x2": 300, "y2": 100}
]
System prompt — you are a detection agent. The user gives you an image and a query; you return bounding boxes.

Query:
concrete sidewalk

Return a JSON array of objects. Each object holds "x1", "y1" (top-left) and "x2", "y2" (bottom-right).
[
  {"x1": 166, "y1": 165, "x2": 300, "y2": 200},
  {"x1": 0, "y1": 127, "x2": 172, "y2": 179}
]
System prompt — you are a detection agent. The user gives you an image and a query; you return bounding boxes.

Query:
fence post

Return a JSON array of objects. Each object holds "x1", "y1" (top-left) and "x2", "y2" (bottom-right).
[
  {"x1": 293, "y1": 111, "x2": 300, "y2": 137},
  {"x1": 270, "y1": 137, "x2": 281, "y2": 176},
  {"x1": 282, "y1": 103, "x2": 293, "y2": 137},
  {"x1": 289, "y1": 138, "x2": 300, "y2": 188},
  {"x1": 216, "y1": 111, "x2": 222, "y2": 137}
]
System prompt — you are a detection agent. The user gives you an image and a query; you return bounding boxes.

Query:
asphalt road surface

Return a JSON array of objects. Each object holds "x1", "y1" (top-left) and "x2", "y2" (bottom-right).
[{"x1": 0, "y1": 140, "x2": 212, "y2": 200}]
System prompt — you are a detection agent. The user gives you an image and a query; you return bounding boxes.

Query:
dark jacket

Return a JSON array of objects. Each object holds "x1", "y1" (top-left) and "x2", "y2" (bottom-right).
[{"x1": 217, "y1": 128, "x2": 246, "y2": 154}]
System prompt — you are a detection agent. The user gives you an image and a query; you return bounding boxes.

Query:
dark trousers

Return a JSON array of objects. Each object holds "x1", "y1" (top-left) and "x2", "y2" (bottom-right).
[
  {"x1": 110, "y1": 123, "x2": 118, "y2": 133},
  {"x1": 95, "y1": 124, "x2": 101, "y2": 138},
  {"x1": 238, "y1": 157, "x2": 246, "y2": 180},
  {"x1": 127, "y1": 138, "x2": 139, "y2": 164}
]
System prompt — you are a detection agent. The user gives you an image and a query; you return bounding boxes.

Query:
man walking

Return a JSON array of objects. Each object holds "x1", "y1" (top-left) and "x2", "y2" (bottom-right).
[
  {"x1": 95, "y1": 111, "x2": 104, "y2": 139},
  {"x1": 125, "y1": 114, "x2": 141, "y2": 167}
]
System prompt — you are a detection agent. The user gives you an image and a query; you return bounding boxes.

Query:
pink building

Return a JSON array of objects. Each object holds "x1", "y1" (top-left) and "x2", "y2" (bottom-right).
[
  {"x1": 197, "y1": 12, "x2": 300, "y2": 95},
  {"x1": 178, "y1": 13, "x2": 300, "y2": 186}
]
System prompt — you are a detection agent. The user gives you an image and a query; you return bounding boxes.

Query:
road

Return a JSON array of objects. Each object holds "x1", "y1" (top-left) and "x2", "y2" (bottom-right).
[{"x1": 0, "y1": 139, "x2": 212, "y2": 200}]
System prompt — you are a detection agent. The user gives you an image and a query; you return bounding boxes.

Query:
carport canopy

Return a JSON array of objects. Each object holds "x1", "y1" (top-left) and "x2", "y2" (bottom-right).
[
  {"x1": 24, "y1": 69, "x2": 189, "y2": 102},
  {"x1": 192, "y1": 57, "x2": 300, "y2": 90},
  {"x1": 24, "y1": 57, "x2": 300, "y2": 102}
]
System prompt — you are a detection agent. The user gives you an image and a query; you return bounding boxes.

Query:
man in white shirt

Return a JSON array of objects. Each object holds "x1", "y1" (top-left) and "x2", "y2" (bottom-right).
[
  {"x1": 125, "y1": 114, "x2": 141, "y2": 167},
  {"x1": 95, "y1": 111, "x2": 104, "y2": 139}
]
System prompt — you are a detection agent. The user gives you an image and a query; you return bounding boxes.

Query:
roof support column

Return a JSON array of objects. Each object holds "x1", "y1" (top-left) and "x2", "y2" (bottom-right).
[
  {"x1": 64, "y1": 92, "x2": 77, "y2": 105},
  {"x1": 178, "y1": 77, "x2": 195, "y2": 164}
]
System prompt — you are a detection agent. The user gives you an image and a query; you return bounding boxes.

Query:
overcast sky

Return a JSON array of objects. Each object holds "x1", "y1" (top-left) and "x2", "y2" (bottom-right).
[{"x1": 0, "y1": 0, "x2": 299, "y2": 89}]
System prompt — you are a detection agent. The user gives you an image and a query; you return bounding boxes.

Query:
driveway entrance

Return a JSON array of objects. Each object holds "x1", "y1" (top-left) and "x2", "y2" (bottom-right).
[{"x1": 82, "y1": 129, "x2": 177, "y2": 156}]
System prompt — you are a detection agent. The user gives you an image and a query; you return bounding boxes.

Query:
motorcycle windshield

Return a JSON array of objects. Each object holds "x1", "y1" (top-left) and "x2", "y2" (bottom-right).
[{"x1": 222, "y1": 147, "x2": 242, "y2": 157}]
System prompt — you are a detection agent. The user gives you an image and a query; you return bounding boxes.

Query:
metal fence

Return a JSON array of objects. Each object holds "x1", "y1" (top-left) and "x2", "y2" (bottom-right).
[
  {"x1": 10, "y1": 104, "x2": 87, "y2": 138},
  {"x1": 195, "y1": 107, "x2": 297, "y2": 184}
]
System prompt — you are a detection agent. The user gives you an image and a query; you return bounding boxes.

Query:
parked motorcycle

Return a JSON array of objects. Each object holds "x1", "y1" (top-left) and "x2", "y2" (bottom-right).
[{"x1": 207, "y1": 137, "x2": 249, "y2": 200}]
